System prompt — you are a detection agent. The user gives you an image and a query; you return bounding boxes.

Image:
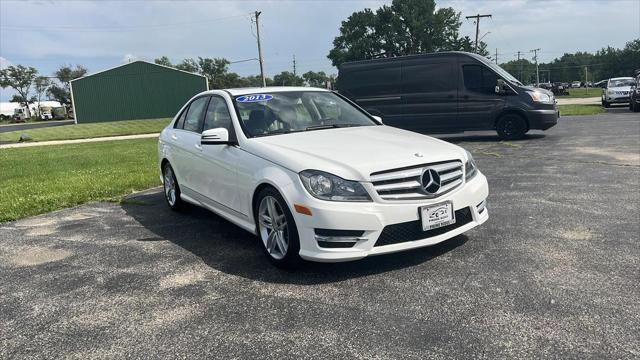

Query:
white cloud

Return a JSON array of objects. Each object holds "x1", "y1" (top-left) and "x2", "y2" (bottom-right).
[{"x1": 0, "y1": 57, "x2": 12, "y2": 69}]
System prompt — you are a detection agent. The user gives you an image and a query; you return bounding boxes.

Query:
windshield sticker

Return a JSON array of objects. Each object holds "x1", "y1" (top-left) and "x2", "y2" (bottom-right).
[{"x1": 236, "y1": 94, "x2": 273, "y2": 102}]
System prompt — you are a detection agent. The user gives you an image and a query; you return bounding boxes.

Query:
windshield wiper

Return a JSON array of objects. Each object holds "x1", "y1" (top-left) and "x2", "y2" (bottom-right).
[
  {"x1": 252, "y1": 128, "x2": 304, "y2": 137},
  {"x1": 305, "y1": 123, "x2": 360, "y2": 131}
]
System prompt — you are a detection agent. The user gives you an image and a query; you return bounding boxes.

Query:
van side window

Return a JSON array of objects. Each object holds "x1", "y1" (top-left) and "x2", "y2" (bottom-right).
[
  {"x1": 341, "y1": 66, "x2": 401, "y2": 97},
  {"x1": 463, "y1": 65, "x2": 498, "y2": 94},
  {"x1": 182, "y1": 96, "x2": 210, "y2": 133},
  {"x1": 402, "y1": 62, "x2": 455, "y2": 93}
]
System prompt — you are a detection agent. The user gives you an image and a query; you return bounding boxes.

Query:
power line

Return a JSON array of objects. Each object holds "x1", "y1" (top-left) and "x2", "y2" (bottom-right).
[{"x1": 0, "y1": 13, "x2": 252, "y2": 32}]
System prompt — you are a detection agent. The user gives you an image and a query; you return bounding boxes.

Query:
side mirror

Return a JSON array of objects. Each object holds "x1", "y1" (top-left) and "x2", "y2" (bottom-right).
[
  {"x1": 201, "y1": 128, "x2": 229, "y2": 145},
  {"x1": 495, "y1": 79, "x2": 507, "y2": 94},
  {"x1": 371, "y1": 115, "x2": 383, "y2": 123}
]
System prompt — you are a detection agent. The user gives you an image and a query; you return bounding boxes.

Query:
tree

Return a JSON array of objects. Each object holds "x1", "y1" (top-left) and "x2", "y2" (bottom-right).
[
  {"x1": 273, "y1": 71, "x2": 304, "y2": 86},
  {"x1": 0, "y1": 65, "x2": 38, "y2": 118},
  {"x1": 33, "y1": 76, "x2": 52, "y2": 116},
  {"x1": 48, "y1": 65, "x2": 87, "y2": 108},
  {"x1": 176, "y1": 58, "x2": 199, "y2": 73},
  {"x1": 198, "y1": 57, "x2": 232, "y2": 88},
  {"x1": 302, "y1": 71, "x2": 330, "y2": 87},
  {"x1": 328, "y1": 0, "x2": 487, "y2": 66},
  {"x1": 154, "y1": 56, "x2": 173, "y2": 67}
]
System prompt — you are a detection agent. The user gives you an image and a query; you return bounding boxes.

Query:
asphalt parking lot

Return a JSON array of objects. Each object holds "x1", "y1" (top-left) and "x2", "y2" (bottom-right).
[{"x1": 1, "y1": 110, "x2": 638, "y2": 359}]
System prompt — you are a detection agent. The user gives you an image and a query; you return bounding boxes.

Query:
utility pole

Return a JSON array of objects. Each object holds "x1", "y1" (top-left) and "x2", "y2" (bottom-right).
[
  {"x1": 530, "y1": 48, "x2": 541, "y2": 87},
  {"x1": 585, "y1": 66, "x2": 588, "y2": 94},
  {"x1": 495, "y1": 48, "x2": 498, "y2": 64},
  {"x1": 254, "y1": 11, "x2": 266, "y2": 87},
  {"x1": 293, "y1": 55, "x2": 296, "y2": 76},
  {"x1": 465, "y1": 13, "x2": 492, "y2": 53},
  {"x1": 516, "y1": 51, "x2": 523, "y2": 82}
]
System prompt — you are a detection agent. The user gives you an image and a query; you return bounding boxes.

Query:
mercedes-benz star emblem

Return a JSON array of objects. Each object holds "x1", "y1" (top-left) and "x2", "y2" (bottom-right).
[{"x1": 420, "y1": 168, "x2": 441, "y2": 194}]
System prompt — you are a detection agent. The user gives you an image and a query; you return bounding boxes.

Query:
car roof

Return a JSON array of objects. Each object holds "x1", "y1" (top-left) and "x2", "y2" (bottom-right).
[
  {"x1": 609, "y1": 77, "x2": 634, "y2": 81},
  {"x1": 222, "y1": 86, "x2": 330, "y2": 96}
]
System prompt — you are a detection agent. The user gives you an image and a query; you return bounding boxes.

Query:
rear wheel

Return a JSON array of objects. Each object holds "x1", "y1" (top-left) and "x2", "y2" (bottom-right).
[
  {"x1": 162, "y1": 163, "x2": 186, "y2": 211},
  {"x1": 496, "y1": 114, "x2": 528, "y2": 140},
  {"x1": 255, "y1": 187, "x2": 301, "y2": 268}
]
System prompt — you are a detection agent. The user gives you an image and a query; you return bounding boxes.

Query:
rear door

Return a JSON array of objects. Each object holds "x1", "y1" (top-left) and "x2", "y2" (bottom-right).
[
  {"x1": 339, "y1": 62, "x2": 403, "y2": 125},
  {"x1": 171, "y1": 96, "x2": 210, "y2": 192},
  {"x1": 458, "y1": 63, "x2": 505, "y2": 130},
  {"x1": 400, "y1": 58, "x2": 458, "y2": 132}
]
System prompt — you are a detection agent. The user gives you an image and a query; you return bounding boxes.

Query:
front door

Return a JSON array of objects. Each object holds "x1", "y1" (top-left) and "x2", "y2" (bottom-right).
[
  {"x1": 171, "y1": 96, "x2": 210, "y2": 192},
  {"x1": 193, "y1": 95, "x2": 240, "y2": 212},
  {"x1": 458, "y1": 64, "x2": 505, "y2": 130}
]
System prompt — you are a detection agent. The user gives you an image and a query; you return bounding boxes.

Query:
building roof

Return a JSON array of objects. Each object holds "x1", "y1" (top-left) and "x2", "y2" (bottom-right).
[{"x1": 70, "y1": 60, "x2": 206, "y2": 83}]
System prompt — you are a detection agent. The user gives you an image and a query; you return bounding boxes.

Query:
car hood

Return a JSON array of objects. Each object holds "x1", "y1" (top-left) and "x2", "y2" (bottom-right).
[{"x1": 243, "y1": 125, "x2": 467, "y2": 181}]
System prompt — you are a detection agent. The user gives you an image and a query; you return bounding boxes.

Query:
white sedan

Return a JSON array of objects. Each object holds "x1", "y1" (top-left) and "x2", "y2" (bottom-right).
[{"x1": 158, "y1": 87, "x2": 489, "y2": 267}]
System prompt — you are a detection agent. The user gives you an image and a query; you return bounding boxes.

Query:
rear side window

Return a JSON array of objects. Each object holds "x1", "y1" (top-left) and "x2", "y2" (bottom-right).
[
  {"x1": 182, "y1": 96, "x2": 209, "y2": 133},
  {"x1": 174, "y1": 107, "x2": 188, "y2": 129},
  {"x1": 463, "y1": 65, "x2": 498, "y2": 94},
  {"x1": 402, "y1": 62, "x2": 455, "y2": 93},
  {"x1": 340, "y1": 65, "x2": 401, "y2": 97}
]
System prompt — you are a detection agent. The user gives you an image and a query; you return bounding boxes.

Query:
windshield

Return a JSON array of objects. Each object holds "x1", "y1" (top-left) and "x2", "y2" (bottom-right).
[
  {"x1": 483, "y1": 60, "x2": 523, "y2": 86},
  {"x1": 608, "y1": 78, "x2": 635, "y2": 87},
  {"x1": 234, "y1": 91, "x2": 378, "y2": 137}
]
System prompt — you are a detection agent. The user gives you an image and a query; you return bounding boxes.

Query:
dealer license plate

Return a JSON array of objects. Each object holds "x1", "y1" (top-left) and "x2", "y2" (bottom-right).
[{"x1": 420, "y1": 201, "x2": 455, "y2": 231}]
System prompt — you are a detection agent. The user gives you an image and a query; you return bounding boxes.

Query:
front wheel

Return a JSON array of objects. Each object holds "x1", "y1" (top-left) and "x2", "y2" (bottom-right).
[
  {"x1": 496, "y1": 114, "x2": 528, "y2": 140},
  {"x1": 602, "y1": 101, "x2": 610, "y2": 108},
  {"x1": 255, "y1": 188, "x2": 301, "y2": 268},
  {"x1": 162, "y1": 163, "x2": 187, "y2": 211}
]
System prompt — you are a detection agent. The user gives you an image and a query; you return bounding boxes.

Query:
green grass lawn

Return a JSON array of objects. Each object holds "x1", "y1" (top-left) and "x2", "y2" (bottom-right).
[
  {"x1": 557, "y1": 88, "x2": 602, "y2": 98},
  {"x1": 0, "y1": 138, "x2": 159, "y2": 222},
  {"x1": 0, "y1": 118, "x2": 171, "y2": 143},
  {"x1": 558, "y1": 104, "x2": 605, "y2": 116}
]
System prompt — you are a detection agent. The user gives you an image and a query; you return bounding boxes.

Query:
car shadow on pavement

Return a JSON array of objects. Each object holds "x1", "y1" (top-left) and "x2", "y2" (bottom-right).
[{"x1": 122, "y1": 190, "x2": 468, "y2": 285}]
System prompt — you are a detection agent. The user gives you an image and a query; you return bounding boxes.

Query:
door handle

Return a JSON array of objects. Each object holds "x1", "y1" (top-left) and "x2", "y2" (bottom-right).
[
  {"x1": 170, "y1": 134, "x2": 178, "y2": 141},
  {"x1": 194, "y1": 143, "x2": 202, "y2": 151}
]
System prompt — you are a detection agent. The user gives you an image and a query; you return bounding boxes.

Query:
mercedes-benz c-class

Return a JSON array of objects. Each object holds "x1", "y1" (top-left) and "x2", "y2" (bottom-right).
[{"x1": 158, "y1": 87, "x2": 489, "y2": 267}]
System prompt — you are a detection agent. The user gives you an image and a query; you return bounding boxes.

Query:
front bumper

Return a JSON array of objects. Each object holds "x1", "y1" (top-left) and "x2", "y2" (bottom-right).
[
  {"x1": 288, "y1": 172, "x2": 489, "y2": 262},
  {"x1": 527, "y1": 108, "x2": 558, "y2": 131},
  {"x1": 604, "y1": 94, "x2": 630, "y2": 103}
]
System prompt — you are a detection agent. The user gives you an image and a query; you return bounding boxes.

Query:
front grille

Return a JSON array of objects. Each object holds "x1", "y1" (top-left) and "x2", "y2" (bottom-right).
[
  {"x1": 374, "y1": 207, "x2": 472, "y2": 247},
  {"x1": 370, "y1": 160, "x2": 464, "y2": 200}
]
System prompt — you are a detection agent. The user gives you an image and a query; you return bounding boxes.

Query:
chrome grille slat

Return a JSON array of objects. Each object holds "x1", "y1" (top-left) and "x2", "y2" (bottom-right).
[
  {"x1": 371, "y1": 160, "x2": 464, "y2": 201},
  {"x1": 440, "y1": 169, "x2": 463, "y2": 182},
  {"x1": 370, "y1": 168, "x2": 423, "y2": 182},
  {"x1": 374, "y1": 180, "x2": 422, "y2": 191}
]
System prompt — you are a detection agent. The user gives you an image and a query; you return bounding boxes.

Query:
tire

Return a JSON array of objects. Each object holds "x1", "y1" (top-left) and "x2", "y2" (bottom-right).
[
  {"x1": 602, "y1": 101, "x2": 610, "y2": 108},
  {"x1": 632, "y1": 101, "x2": 639, "y2": 112},
  {"x1": 254, "y1": 187, "x2": 302, "y2": 269},
  {"x1": 496, "y1": 114, "x2": 528, "y2": 140},
  {"x1": 162, "y1": 162, "x2": 187, "y2": 211}
]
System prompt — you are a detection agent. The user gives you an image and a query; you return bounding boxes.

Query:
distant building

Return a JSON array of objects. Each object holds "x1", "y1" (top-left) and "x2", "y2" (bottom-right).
[{"x1": 70, "y1": 61, "x2": 208, "y2": 124}]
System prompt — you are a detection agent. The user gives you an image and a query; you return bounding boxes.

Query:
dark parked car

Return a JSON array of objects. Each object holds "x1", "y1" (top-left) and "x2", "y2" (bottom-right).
[
  {"x1": 337, "y1": 51, "x2": 558, "y2": 140},
  {"x1": 630, "y1": 70, "x2": 640, "y2": 112}
]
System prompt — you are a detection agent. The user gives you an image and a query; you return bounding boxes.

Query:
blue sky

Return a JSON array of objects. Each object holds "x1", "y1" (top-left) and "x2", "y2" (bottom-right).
[{"x1": 1, "y1": 0, "x2": 639, "y2": 101}]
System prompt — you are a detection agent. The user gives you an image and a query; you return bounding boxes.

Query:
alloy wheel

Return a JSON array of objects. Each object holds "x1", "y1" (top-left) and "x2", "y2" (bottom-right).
[
  {"x1": 257, "y1": 196, "x2": 289, "y2": 260},
  {"x1": 163, "y1": 166, "x2": 177, "y2": 206}
]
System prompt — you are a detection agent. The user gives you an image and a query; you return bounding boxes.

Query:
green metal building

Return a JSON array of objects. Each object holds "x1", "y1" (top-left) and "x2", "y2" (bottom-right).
[{"x1": 70, "y1": 61, "x2": 208, "y2": 123}]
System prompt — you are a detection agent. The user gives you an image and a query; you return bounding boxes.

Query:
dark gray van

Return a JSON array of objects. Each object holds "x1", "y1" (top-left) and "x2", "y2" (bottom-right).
[{"x1": 337, "y1": 51, "x2": 558, "y2": 139}]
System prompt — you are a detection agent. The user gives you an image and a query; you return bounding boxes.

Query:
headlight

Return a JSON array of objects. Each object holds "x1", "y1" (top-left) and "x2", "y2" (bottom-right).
[
  {"x1": 526, "y1": 91, "x2": 553, "y2": 104},
  {"x1": 464, "y1": 150, "x2": 478, "y2": 181},
  {"x1": 299, "y1": 170, "x2": 371, "y2": 202},
  {"x1": 607, "y1": 89, "x2": 614, "y2": 95}
]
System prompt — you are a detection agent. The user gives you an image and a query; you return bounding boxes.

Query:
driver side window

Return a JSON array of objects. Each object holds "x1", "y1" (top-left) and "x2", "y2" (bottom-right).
[
  {"x1": 463, "y1": 65, "x2": 498, "y2": 95},
  {"x1": 204, "y1": 97, "x2": 232, "y2": 132}
]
